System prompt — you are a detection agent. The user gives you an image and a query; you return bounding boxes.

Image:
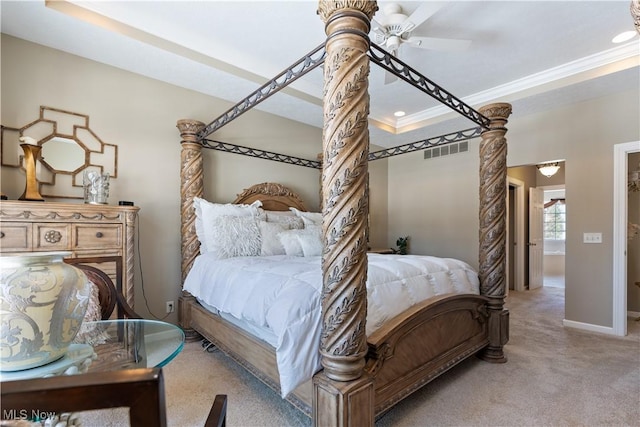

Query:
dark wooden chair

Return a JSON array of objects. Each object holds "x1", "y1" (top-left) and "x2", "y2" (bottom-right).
[
  {"x1": 64, "y1": 256, "x2": 141, "y2": 319},
  {"x1": 205, "y1": 394, "x2": 228, "y2": 427},
  {"x1": 1, "y1": 368, "x2": 167, "y2": 427}
]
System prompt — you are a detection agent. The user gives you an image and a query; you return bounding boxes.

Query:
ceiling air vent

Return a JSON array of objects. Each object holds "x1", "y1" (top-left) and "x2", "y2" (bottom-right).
[{"x1": 424, "y1": 141, "x2": 468, "y2": 160}]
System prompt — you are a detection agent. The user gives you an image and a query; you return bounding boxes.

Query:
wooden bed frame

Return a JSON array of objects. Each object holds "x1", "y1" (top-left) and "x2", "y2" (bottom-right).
[{"x1": 177, "y1": 2, "x2": 511, "y2": 425}]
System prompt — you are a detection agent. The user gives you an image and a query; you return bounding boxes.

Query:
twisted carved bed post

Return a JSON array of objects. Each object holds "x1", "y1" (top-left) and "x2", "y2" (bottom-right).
[
  {"x1": 314, "y1": 1, "x2": 378, "y2": 425},
  {"x1": 177, "y1": 119, "x2": 205, "y2": 340},
  {"x1": 477, "y1": 103, "x2": 512, "y2": 363}
]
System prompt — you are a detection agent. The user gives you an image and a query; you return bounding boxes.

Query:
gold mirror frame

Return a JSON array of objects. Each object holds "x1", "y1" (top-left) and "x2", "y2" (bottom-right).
[{"x1": 1, "y1": 106, "x2": 117, "y2": 199}]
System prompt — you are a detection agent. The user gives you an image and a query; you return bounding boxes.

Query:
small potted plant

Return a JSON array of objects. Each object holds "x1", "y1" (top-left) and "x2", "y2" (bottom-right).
[{"x1": 391, "y1": 236, "x2": 410, "y2": 255}]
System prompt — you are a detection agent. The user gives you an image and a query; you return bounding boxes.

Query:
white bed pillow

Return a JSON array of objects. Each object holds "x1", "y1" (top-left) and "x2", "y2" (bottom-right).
[
  {"x1": 265, "y1": 211, "x2": 304, "y2": 229},
  {"x1": 289, "y1": 207, "x2": 322, "y2": 227},
  {"x1": 277, "y1": 226, "x2": 322, "y2": 257},
  {"x1": 194, "y1": 197, "x2": 262, "y2": 253},
  {"x1": 297, "y1": 226, "x2": 323, "y2": 256},
  {"x1": 209, "y1": 215, "x2": 261, "y2": 259},
  {"x1": 258, "y1": 221, "x2": 288, "y2": 256},
  {"x1": 278, "y1": 229, "x2": 304, "y2": 256}
]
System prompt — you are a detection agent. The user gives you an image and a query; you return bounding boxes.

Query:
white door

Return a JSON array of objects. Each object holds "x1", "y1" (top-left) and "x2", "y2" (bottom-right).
[{"x1": 529, "y1": 187, "x2": 544, "y2": 289}]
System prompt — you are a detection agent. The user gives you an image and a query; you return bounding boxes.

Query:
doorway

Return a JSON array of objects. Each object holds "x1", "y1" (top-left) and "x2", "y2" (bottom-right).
[
  {"x1": 507, "y1": 177, "x2": 525, "y2": 292},
  {"x1": 541, "y1": 187, "x2": 566, "y2": 289},
  {"x1": 507, "y1": 163, "x2": 566, "y2": 293}
]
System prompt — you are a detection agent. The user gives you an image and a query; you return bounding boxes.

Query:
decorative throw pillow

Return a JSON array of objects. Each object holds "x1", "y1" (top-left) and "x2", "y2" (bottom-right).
[
  {"x1": 209, "y1": 215, "x2": 261, "y2": 259},
  {"x1": 258, "y1": 221, "x2": 288, "y2": 256},
  {"x1": 265, "y1": 211, "x2": 304, "y2": 229},
  {"x1": 277, "y1": 227, "x2": 323, "y2": 257},
  {"x1": 289, "y1": 207, "x2": 322, "y2": 227},
  {"x1": 278, "y1": 229, "x2": 304, "y2": 257},
  {"x1": 297, "y1": 226, "x2": 323, "y2": 257},
  {"x1": 193, "y1": 197, "x2": 262, "y2": 254}
]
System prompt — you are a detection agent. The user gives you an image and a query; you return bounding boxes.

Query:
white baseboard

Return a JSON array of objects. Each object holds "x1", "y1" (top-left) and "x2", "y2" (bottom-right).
[
  {"x1": 563, "y1": 319, "x2": 615, "y2": 335},
  {"x1": 628, "y1": 310, "x2": 640, "y2": 319}
]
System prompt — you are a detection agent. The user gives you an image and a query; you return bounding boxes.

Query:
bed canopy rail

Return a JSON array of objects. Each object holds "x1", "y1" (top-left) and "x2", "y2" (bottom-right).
[
  {"x1": 368, "y1": 44, "x2": 490, "y2": 128},
  {"x1": 196, "y1": 125, "x2": 483, "y2": 169},
  {"x1": 197, "y1": 43, "x2": 489, "y2": 141},
  {"x1": 368, "y1": 126, "x2": 482, "y2": 161},
  {"x1": 199, "y1": 43, "x2": 327, "y2": 139},
  {"x1": 201, "y1": 138, "x2": 322, "y2": 169}
]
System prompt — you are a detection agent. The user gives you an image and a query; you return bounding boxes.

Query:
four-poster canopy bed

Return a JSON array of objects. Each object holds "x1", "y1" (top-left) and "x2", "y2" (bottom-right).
[{"x1": 177, "y1": 1, "x2": 511, "y2": 425}]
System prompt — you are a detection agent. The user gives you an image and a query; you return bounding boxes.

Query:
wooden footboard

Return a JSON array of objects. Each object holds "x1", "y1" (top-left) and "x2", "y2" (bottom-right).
[
  {"x1": 181, "y1": 293, "x2": 490, "y2": 420},
  {"x1": 365, "y1": 294, "x2": 490, "y2": 417}
]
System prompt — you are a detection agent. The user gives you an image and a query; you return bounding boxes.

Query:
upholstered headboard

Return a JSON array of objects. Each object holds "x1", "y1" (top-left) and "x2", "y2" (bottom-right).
[{"x1": 233, "y1": 182, "x2": 307, "y2": 212}]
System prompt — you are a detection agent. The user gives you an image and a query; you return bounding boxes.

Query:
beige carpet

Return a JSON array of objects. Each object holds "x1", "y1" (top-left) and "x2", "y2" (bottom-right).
[{"x1": 83, "y1": 287, "x2": 640, "y2": 426}]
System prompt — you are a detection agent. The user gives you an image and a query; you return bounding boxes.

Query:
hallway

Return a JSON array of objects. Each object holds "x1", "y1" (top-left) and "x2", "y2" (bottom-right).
[{"x1": 544, "y1": 274, "x2": 565, "y2": 288}]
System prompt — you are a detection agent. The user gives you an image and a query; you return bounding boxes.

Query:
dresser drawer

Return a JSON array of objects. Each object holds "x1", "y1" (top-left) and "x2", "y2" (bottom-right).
[
  {"x1": 73, "y1": 225, "x2": 122, "y2": 250},
  {"x1": 0, "y1": 222, "x2": 32, "y2": 252},
  {"x1": 33, "y1": 223, "x2": 71, "y2": 251}
]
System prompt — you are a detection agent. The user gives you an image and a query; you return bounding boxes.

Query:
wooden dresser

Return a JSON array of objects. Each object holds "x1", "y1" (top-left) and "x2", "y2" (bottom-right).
[{"x1": 0, "y1": 201, "x2": 139, "y2": 308}]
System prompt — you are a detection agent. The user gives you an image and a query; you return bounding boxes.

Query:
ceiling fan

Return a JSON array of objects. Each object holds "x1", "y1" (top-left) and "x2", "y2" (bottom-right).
[{"x1": 371, "y1": 2, "x2": 471, "y2": 80}]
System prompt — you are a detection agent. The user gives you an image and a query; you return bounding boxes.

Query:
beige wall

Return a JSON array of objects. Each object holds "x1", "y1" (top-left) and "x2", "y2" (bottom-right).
[
  {"x1": 1, "y1": 36, "x2": 390, "y2": 322},
  {"x1": 388, "y1": 88, "x2": 640, "y2": 329}
]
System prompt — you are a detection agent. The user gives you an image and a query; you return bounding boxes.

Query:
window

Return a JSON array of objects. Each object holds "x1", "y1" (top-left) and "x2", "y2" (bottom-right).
[{"x1": 543, "y1": 199, "x2": 566, "y2": 240}]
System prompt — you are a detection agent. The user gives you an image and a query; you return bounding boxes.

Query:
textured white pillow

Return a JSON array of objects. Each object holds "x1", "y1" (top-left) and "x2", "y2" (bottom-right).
[
  {"x1": 265, "y1": 211, "x2": 304, "y2": 229},
  {"x1": 297, "y1": 226, "x2": 323, "y2": 257},
  {"x1": 258, "y1": 221, "x2": 288, "y2": 256},
  {"x1": 278, "y1": 227, "x2": 323, "y2": 257},
  {"x1": 209, "y1": 215, "x2": 261, "y2": 259},
  {"x1": 278, "y1": 229, "x2": 304, "y2": 257},
  {"x1": 289, "y1": 207, "x2": 322, "y2": 227},
  {"x1": 194, "y1": 197, "x2": 262, "y2": 253}
]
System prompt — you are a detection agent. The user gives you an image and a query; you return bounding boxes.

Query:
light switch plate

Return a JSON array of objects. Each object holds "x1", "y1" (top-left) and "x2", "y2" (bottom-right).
[{"x1": 583, "y1": 232, "x2": 602, "y2": 243}]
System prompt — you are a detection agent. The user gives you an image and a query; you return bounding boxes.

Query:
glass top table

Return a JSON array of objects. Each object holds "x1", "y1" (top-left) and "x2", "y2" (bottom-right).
[{"x1": 0, "y1": 319, "x2": 185, "y2": 382}]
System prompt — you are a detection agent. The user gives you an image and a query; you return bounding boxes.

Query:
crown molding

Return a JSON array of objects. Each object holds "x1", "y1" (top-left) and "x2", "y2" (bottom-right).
[{"x1": 382, "y1": 41, "x2": 640, "y2": 133}]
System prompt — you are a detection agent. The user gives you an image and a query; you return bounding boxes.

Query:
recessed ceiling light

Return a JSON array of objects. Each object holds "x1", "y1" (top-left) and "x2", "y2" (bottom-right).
[
  {"x1": 394, "y1": 111, "x2": 406, "y2": 117},
  {"x1": 612, "y1": 30, "x2": 637, "y2": 44}
]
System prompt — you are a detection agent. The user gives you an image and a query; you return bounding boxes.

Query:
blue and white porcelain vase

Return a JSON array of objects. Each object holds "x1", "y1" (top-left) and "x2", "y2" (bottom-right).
[{"x1": 0, "y1": 252, "x2": 92, "y2": 371}]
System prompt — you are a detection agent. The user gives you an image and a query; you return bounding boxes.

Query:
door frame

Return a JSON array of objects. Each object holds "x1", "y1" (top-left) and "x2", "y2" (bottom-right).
[
  {"x1": 613, "y1": 141, "x2": 640, "y2": 336},
  {"x1": 507, "y1": 177, "x2": 526, "y2": 292},
  {"x1": 528, "y1": 186, "x2": 545, "y2": 290}
]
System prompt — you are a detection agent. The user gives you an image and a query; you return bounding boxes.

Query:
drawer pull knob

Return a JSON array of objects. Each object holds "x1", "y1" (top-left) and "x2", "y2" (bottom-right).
[
  {"x1": 0, "y1": 232, "x2": 4, "y2": 238},
  {"x1": 96, "y1": 232, "x2": 104, "y2": 238},
  {"x1": 44, "y1": 230, "x2": 63, "y2": 243}
]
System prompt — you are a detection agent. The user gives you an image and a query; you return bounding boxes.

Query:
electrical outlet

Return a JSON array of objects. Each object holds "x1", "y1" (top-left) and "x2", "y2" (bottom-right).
[{"x1": 166, "y1": 301, "x2": 175, "y2": 313}]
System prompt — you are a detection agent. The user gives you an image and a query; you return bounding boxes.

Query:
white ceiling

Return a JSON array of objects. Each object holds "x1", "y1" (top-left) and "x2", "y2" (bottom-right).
[{"x1": 1, "y1": 1, "x2": 639, "y2": 148}]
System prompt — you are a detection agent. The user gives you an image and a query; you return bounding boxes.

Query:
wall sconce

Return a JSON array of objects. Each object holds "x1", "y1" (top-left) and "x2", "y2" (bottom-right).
[{"x1": 537, "y1": 162, "x2": 560, "y2": 177}]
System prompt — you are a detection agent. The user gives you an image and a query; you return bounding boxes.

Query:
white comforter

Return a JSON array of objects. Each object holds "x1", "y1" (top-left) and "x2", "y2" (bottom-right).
[{"x1": 183, "y1": 253, "x2": 479, "y2": 397}]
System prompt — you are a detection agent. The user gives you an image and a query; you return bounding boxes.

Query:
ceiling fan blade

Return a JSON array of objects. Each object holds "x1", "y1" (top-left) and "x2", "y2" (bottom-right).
[
  {"x1": 404, "y1": 2, "x2": 445, "y2": 29},
  {"x1": 371, "y1": 11, "x2": 389, "y2": 28},
  {"x1": 406, "y1": 36, "x2": 472, "y2": 52}
]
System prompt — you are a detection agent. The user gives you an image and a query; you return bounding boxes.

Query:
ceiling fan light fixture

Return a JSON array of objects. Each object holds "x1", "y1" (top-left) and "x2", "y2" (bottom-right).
[
  {"x1": 387, "y1": 35, "x2": 401, "y2": 52},
  {"x1": 537, "y1": 162, "x2": 560, "y2": 177}
]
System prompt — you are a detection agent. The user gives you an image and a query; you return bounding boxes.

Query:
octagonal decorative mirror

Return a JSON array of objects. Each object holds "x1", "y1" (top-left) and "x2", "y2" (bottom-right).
[{"x1": 1, "y1": 106, "x2": 117, "y2": 199}]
